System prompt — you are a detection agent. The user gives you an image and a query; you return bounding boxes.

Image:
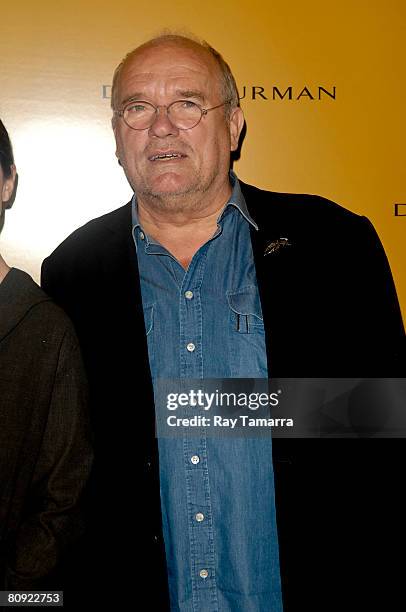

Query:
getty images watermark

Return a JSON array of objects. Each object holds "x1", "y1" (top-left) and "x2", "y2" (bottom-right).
[
  {"x1": 154, "y1": 378, "x2": 406, "y2": 438},
  {"x1": 165, "y1": 387, "x2": 289, "y2": 430}
]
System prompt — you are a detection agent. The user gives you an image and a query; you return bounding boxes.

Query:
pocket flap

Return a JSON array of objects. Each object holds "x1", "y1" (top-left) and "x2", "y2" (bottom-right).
[{"x1": 227, "y1": 286, "x2": 263, "y2": 321}]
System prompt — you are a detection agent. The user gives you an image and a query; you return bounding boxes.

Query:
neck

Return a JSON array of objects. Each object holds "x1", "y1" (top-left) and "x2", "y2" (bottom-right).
[
  {"x1": 137, "y1": 178, "x2": 232, "y2": 228},
  {"x1": 137, "y1": 196, "x2": 227, "y2": 234},
  {"x1": 0, "y1": 255, "x2": 10, "y2": 283},
  {"x1": 137, "y1": 182, "x2": 232, "y2": 270}
]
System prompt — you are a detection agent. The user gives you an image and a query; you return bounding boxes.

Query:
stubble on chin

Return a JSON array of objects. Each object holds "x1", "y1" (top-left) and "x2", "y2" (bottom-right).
[{"x1": 134, "y1": 169, "x2": 220, "y2": 215}]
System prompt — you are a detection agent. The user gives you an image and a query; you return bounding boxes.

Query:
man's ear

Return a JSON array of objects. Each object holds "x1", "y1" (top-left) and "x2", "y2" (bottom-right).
[
  {"x1": 111, "y1": 118, "x2": 122, "y2": 166},
  {"x1": 229, "y1": 107, "x2": 245, "y2": 152},
  {"x1": 2, "y1": 165, "x2": 17, "y2": 209}
]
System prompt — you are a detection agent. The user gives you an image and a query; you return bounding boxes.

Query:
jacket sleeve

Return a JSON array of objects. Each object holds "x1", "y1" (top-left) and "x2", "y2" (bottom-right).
[
  {"x1": 5, "y1": 325, "x2": 93, "y2": 590},
  {"x1": 355, "y1": 216, "x2": 405, "y2": 374}
]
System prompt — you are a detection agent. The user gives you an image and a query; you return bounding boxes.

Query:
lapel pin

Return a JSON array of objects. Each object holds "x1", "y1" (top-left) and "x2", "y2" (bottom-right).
[{"x1": 264, "y1": 237, "x2": 292, "y2": 256}]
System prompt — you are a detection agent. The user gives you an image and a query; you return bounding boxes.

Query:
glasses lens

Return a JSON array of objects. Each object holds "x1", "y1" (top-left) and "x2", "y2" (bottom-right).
[
  {"x1": 123, "y1": 101, "x2": 156, "y2": 129},
  {"x1": 168, "y1": 101, "x2": 202, "y2": 129}
]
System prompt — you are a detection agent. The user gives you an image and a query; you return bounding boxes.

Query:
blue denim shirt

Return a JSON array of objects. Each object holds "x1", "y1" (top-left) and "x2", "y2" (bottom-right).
[{"x1": 133, "y1": 174, "x2": 282, "y2": 611}]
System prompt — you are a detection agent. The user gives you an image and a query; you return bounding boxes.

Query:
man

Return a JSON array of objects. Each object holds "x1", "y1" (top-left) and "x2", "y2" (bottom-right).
[{"x1": 42, "y1": 35, "x2": 405, "y2": 611}]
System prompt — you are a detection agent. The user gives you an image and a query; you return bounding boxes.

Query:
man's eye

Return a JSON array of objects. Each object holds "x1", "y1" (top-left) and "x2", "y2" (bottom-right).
[
  {"x1": 126, "y1": 103, "x2": 147, "y2": 113},
  {"x1": 181, "y1": 101, "x2": 198, "y2": 109}
]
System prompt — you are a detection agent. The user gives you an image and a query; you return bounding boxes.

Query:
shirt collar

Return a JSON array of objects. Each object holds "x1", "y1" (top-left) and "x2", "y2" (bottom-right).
[
  {"x1": 220, "y1": 171, "x2": 258, "y2": 230},
  {"x1": 131, "y1": 170, "x2": 258, "y2": 239}
]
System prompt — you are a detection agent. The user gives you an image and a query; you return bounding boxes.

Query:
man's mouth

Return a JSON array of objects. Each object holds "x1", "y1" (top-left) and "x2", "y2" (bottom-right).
[{"x1": 148, "y1": 152, "x2": 186, "y2": 161}]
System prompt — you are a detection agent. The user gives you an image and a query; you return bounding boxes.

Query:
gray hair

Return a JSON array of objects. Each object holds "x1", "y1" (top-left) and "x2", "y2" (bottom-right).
[{"x1": 111, "y1": 33, "x2": 240, "y2": 117}]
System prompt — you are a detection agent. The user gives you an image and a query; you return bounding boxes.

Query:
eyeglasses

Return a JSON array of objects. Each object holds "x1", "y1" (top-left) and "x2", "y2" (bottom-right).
[{"x1": 114, "y1": 99, "x2": 231, "y2": 131}]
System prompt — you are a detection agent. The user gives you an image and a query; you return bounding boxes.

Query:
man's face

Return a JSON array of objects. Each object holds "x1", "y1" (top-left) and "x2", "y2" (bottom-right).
[{"x1": 112, "y1": 41, "x2": 243, "y2": 207}]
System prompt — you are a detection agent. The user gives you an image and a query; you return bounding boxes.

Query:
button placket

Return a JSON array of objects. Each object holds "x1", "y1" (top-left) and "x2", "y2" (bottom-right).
[
  {"x1": 179, "y1": 245, "x2": 209, "y2": 380},
  {"x1": 183, "y1": 435, "x2": 217, "y2": 607},
  {"x1": 178, "y1": 245, "x2": 218, "y2": 608}
]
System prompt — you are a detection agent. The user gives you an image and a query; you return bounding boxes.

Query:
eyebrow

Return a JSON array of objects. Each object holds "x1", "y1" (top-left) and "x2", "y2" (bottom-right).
[
  {"x1": 175, "y1": 90, "x2": 206, "y2": 103},
  {"x1": 120, "y1": 89, "x2": 206, "y2": 107}
]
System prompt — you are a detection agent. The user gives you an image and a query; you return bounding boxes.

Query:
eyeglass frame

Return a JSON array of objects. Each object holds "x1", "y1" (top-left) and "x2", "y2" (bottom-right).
[{"x1": 113, "y1": 98, "x2": 232, "y2": 131}]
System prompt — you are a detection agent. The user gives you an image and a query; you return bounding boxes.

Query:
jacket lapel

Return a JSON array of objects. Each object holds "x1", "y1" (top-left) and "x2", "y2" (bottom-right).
[{"x1": 240, "y1": 182, "x2": 290, "y2": 376}]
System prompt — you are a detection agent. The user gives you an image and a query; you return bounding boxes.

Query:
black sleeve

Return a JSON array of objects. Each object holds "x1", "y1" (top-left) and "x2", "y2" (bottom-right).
[{"x1": 352, "y1": 216, "x2": 405, "y2": 374}]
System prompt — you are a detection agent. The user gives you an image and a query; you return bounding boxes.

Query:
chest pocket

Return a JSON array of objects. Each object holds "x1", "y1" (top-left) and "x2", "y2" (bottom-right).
[
  {"x1": 226, "y1": 286, "x2": 267, "y2": 377},
  {"x1": 227, "y1": 285, "x2": 264, "y2": 333}
]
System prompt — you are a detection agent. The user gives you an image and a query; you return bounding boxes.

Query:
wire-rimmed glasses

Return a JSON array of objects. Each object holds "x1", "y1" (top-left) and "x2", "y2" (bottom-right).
[{"x1": 114, "y1": 99, "x2": 231, "y2": 130}]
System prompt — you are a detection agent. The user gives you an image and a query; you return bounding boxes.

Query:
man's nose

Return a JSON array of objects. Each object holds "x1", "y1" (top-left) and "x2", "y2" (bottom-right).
[{"x1": 148, "y1": 107, "x2": 179, "y2": 137}]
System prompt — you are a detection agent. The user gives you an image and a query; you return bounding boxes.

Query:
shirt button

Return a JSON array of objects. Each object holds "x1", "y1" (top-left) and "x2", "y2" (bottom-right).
[
  {"x1": 139, "y1": 231, "x2": 145, "y2": 240},
  {"x1": 191, "y1": 455, "x2": 200, "y2": 465},
  {"x1": 186, "y1": 343, "x2": 195, "y2": 352},
  {"x1": 185, "y1": 290, "x2": 194, "y2": 300},
  {"x1": 195, "y1": 512, "x2": 205, "y2": 522},
  {"x1": 199, "y1": 569, "x2": 209, "y2": 579}
]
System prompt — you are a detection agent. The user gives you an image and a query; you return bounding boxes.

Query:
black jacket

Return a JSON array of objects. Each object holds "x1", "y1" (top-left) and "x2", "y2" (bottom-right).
[
  {"x1": 42, "y1": 182, "x2": 405, "y2": 610},
  {"x1": 0, "y1": 269, "x2": 92, "y2": 596}
]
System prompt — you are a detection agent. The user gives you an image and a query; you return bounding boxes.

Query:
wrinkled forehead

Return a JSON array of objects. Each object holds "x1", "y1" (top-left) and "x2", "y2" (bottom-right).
[{"x1": 116, "y1": 41, "x2": 223, "y2": 105}]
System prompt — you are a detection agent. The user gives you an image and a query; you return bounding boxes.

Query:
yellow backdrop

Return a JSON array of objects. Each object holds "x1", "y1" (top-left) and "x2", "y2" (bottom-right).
[{"x1": 1, "y1": 0, "x2": 405, "y2": 319}]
